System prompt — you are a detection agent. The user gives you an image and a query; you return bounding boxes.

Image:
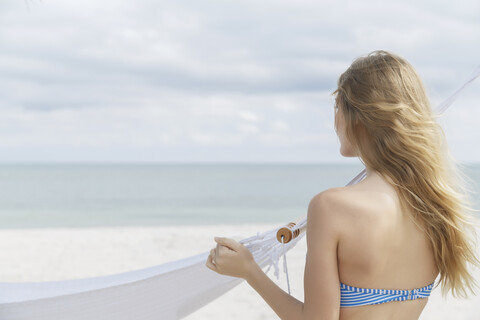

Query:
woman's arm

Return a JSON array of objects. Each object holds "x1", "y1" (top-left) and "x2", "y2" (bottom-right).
[
  {"x1": 303, "y1": 191, "x2": 341, "y2": 319},
  {"x1": 206, "y1": 190, "x2": 342, "y2": 320},
  {"x1": 207, "y1": 236, "x2": 305, "y2": 318}
]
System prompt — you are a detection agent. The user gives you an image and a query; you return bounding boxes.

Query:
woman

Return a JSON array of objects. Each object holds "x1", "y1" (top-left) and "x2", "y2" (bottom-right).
[{"x1": 205, "y1": 50, "x2": 479, "y2": 320}]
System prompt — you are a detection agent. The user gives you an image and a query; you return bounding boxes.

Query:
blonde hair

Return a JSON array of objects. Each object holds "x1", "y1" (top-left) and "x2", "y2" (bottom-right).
[{"x1": 333, "y1": 50, "x2": 479, "y2": 297}]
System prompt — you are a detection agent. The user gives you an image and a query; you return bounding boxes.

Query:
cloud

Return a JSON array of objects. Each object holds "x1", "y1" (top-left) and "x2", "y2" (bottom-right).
[{"x1": 0, "y1": 0, "x2": 479, "y2": 162}]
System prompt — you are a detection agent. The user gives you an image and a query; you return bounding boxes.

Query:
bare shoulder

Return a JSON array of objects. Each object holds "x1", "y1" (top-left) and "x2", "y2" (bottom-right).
[
  {"x1": 308, "y1": 188, "x2": 344, "y2": 220},
  {"x1": 308, "y1": 187, "x2": 363, "y2": 222},
  {"x1": 306, "y1": 188, "x2": 352, "y2": 238},
  {"x1": 307, "y1": 186, "x2": 392, "y2": 235}
]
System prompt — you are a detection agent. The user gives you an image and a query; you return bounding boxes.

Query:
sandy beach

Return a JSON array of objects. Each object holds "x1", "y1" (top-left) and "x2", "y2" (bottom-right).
[{"x1": 0, "y1": 224, "x2": 479, "y2": 319}]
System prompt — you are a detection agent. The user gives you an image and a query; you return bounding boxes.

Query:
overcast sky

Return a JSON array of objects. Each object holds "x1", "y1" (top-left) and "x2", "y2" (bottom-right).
[{"x1": 0, "y1": 0, "x2": 479, "y2": 163}]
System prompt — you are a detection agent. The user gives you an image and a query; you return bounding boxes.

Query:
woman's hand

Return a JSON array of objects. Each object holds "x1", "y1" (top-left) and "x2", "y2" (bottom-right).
[{"x1": 205, "y1": 237, "x2": 257, "y2": 280}]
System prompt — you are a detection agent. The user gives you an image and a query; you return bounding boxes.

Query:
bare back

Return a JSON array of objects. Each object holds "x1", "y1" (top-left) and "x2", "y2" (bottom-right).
[{"x1": 335, "y1": 171, "x2": 439, "y2": 320}]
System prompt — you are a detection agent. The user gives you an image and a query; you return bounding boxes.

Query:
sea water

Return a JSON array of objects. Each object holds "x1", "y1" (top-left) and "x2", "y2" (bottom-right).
[{"x1": 0, "y1": 163, "x2": 478, "y2": 229}]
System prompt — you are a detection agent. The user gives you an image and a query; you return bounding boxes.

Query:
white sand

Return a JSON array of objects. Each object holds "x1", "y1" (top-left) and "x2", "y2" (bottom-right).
[{"x1": 0, "y1": 225, "x2": 479, "y2": 319}]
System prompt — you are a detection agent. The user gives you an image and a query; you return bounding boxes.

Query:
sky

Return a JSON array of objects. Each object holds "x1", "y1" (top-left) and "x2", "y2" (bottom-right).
[{"x1": 0, "y1": 0, "x2": 479, "y2": 163}]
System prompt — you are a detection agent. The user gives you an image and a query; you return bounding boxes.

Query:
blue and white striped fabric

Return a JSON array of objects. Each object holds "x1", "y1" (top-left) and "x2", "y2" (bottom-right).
[{"x1": 340, "y1": 282, "x2": 435, "y2": 307}]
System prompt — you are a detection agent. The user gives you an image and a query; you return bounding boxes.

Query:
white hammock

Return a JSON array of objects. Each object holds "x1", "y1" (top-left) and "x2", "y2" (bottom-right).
[{"x1": 0, "y1": 67, "x2": 478, "y2": 320}]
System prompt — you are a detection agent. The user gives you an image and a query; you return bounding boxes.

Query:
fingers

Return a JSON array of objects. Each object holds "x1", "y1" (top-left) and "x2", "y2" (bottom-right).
[
  {"x1": 215, "y1": 242, "x2": 220, "y2": 258},
  {"x1": 210, "y1": 248, "x2": 216, "y2": 263},
  {"x1": 214, "y1": 237, "x2": 241, "y2": 251},
  {"x1": 205, "y1": 250, "x2": 216, "y2": 271},
  {"x1": 206, "y1": 237, "x2": 245, "y2": 274}
]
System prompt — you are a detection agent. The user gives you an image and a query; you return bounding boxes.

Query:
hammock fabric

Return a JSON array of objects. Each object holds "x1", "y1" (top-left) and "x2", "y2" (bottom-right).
[
  {"x1": 0, "y1": 67, "x2": 479, "y2": 320},
  {"x1": 0, "y1": 223, "x2": 307, "y2": 320}
]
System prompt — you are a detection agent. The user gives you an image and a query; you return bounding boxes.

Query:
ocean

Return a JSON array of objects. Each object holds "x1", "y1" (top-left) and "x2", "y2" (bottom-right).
[{"x1": 0, "y1": 163, "x2": 479, "y2": 229}]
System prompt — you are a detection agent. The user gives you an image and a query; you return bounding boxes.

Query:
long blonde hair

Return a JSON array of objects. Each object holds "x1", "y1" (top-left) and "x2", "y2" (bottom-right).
[{"x1": 333, "y1": 50, "x2": 479, "y2": 297}]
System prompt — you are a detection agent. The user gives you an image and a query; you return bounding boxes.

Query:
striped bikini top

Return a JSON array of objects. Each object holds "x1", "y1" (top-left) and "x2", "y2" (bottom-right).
[{"x1": 340, "y1": 281, "x2": 435, "y2": 307}]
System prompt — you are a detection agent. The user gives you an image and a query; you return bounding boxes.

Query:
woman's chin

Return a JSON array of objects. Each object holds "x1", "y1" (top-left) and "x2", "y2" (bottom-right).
[{"x1": 340, "y1": 148, "x2": 357, "y2": 158}]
